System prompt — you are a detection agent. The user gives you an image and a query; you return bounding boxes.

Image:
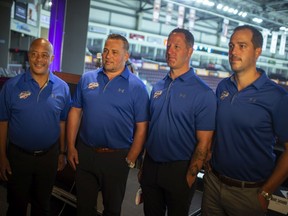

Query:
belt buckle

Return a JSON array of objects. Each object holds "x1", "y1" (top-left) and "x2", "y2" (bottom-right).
[
  {"x1": 33, "y1": 150, "x2": 44, "y2": 156},
  {"x1": 101, "y1": 148, "x2": 110, "y2": 152}
]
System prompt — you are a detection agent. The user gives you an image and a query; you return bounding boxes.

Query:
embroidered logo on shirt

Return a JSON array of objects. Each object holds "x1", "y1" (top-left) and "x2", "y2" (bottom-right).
[
  {"x1": 249, "y1": 98, "x2": 257, "y2": 103},
  {"x1": 19, "y1": 91, "x2": 31, "y2": 99},
  {"x1": 88, "y1": 82, "x2": 99, "y2": 89},
  {"x1": 220, "y1": 91, "x2": 229, "y2": 100},
  {"x1": 179, "y1": 93, "x2": 186, "y2": 98},
  {"x1": 118, "y1": 88, "x2": 125, "y2": 93},
  {"x1": 153, "y1": 90, "x2": 162, "y2": 99}
]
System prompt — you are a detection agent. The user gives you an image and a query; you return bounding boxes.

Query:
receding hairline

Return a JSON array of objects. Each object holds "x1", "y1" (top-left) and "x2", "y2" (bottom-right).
[{"x1": 29, "y1": 38, "x2": 54, "y2": 54}]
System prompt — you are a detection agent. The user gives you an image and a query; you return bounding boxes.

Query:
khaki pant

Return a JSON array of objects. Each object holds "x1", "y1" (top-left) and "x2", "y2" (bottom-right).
[{"x1": 201, "y1": 171, "x2": 266, "y2": 216}]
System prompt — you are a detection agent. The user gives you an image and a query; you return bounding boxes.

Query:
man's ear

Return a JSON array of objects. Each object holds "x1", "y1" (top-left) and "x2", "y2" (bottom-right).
[
  {"x1": 255, "y1": 47, "x2": 262, "y2": 59},
  {"x1": 125, "y1": 51, "x2": 130, "y2": 62}
]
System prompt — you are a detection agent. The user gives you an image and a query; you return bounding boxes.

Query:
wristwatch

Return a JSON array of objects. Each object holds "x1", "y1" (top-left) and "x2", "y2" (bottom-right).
[
  {"x1": 260, "y1": 190, "x2": 273, "y2": 201},
  {"x1": 125, "y1": 157, "x2": 135, "y2": 168}
]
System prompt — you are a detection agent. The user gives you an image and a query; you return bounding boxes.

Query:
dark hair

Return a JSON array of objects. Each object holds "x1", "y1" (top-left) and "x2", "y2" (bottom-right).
[
  {"x1": 106, "y1": 34, "x2": 129, "y2": 51},
  {"x1": 168, "y1": 28, "x2": 194, "y2": 47},
  {"x1": 232, "y1": 25, "x2": 263, "y2": 49}
]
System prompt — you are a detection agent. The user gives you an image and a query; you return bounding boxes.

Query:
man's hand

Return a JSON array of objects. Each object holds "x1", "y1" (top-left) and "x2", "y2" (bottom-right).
[
  {"x1": 57, "y1": 154, "x2": 67, "y2": 171},
  {"x1": 67, "y1": 147, "x2": 79, "y2": 170},
  {"x1": 0, "y1": 156, "x2": 12, "y2": 181},
  {"x1": 257, "y1": 192, "x2": 269, "y2": 211}
]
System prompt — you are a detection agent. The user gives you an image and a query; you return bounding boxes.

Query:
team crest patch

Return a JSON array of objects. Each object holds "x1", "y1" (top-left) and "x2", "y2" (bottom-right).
[
  {"x1": 153, "y1": 90, "x2": 162, "y2": 99},
  {"x1": 220, "y1": 91, "x2": 229, "y2": 100},
  {"x1": 19, "y1": 91, "x2": 31, "y2": 99},
  {"x1": 88, "y1": 82, "x2": 99, "y2": 89}
]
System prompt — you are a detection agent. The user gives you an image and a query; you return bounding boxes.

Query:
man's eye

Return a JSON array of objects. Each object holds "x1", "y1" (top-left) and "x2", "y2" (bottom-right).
[{"x1": 42, "y1": 54, "x2": 49, "y2": 59}]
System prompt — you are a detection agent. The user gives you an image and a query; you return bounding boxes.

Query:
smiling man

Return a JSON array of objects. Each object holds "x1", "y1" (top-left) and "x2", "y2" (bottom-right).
[
  {"x1": 67, "y1": 34, "x2": 149, "y2": 216},
  {"x1": 0, "y1": 38, "x2": 71, "y2": 216}
]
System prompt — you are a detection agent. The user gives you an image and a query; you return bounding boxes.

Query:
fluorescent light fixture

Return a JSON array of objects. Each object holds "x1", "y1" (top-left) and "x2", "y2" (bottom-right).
[
  {"x1": 228, "y1": 7, "x2": 234, "y2": 13},
  {"x1": 252, "y1": 17, "x2": 263, "y2": 23},
  {"x1": 217, "y1": 4, "x2": 223, "y2": 9},
  {"x1": 202, "y1": 0, "x2": 215, "y2": 7},
  {"x1": 223, "y1": 6, "x2": 229, "y2": 12}
]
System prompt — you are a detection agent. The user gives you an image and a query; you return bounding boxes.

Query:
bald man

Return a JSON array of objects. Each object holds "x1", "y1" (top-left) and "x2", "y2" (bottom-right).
[{"x1": 0, "y1": 38, "x2": 71, "y2": 216}]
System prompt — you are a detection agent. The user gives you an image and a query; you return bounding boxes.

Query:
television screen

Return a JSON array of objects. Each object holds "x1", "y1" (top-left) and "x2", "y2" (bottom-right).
[{"x1": 14, "y1": 2, "x2": 27, "y2": 23}]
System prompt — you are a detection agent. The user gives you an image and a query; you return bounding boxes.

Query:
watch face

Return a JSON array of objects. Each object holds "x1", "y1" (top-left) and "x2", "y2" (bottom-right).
[
  {"x1": 261, "y1": 191, "x2": 272, "y2": 201},
  {"x1": 129, "y1": 163, "x2": 135, "y2": 168}
]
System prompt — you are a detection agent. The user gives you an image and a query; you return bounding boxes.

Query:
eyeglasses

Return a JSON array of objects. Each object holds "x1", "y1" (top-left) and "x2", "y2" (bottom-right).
[{"x1": 29, "y1": 52, "x2": 50, "y2": 60}]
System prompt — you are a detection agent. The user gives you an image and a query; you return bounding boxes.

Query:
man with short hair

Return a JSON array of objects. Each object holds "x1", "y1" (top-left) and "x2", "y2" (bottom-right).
[
  {"x1": 141, "y1": 28, "x2": 217, "y2": 216},
  {"x1": 0, "y1": 38, "x2": 71, "y2": 216},
  {"x1": 202, "y1": 25, "x2": 288, "y2": 216},
  {"x1": 67, "y1": 34, "x2": 149, "y2": 216}
]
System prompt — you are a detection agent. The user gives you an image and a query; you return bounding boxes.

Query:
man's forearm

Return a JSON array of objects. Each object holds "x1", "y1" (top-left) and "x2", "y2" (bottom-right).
[
  {"x1": 188, "y1": 144, "x2": 208, "y2": 177},
  {"x1": 126, "y1": 121, "x2": 148, "y2": 163},
  {"x1": 0, "y1": 121, "x2": 8, "y2": 157},
  {"x1": 67, "y1": 107, "x2": 82, "y2": 150},
  {"x1": 59, "y1": 121, "x2": 66, "y2": 152},
  {"x1": 261, "y1": 144, "x2": 288, "y2": 194}
]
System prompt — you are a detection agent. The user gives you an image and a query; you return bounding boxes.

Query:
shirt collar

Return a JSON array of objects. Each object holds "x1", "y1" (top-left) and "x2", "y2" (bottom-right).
[
  {"x1": 99, "y1": 65, "x2": 130, "y2": 80},
  {"x1": 24, "y1": 69, "x2": 54, "y2": 84},
  {"x1": 164, "y1": 67, "x2": 195, "y2": 81},
  {"x1": 229, "y1": 68, "x2": 268, "y2": 90}
]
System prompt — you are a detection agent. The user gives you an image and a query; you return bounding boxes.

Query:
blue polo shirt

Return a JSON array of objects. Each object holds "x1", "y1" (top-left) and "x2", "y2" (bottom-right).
[
  {"x1": 145, "y1": 68, "x2": 217, "y2": 162},
  {"x1": 212, "y1": 69, "x2": 288, "y2": 182},
  {"x1": 0, "y1": 70, "x2": 71, "y2": 151},
  {"x1": 72, "y1": 66, "x2": 149, "y2": 149}
]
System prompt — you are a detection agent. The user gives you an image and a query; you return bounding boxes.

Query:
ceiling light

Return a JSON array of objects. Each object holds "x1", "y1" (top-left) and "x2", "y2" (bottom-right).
[
  {"x1": 228, "y1": 8, "x2": 234, "y2": 13},
  {"x1": 241, "y1": 12, "x2": 247, "y2": 18},
  {"x1": 252, "y1": 18, "x2": 263, "y2": 24},
  {"x1": 217, "y1": 4, "x2": 223, "y2": 9},
  {"x1": 223, "y1": 6, "x2": 229, "y2": 12},
  {"x1": 202, "y1": 0, "x2": 215, "y2": 7}
]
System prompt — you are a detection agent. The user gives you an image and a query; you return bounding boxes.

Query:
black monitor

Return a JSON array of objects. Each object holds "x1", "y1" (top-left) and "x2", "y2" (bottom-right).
[{"x1": 14, "y1": 2, "x2": 27, "y2": 23}]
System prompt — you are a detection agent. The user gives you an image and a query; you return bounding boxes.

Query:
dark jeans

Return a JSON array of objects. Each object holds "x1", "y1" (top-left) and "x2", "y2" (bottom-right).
[
  {"x1": 141, "y1": 154, "x2": 196, "y2": 216},
  {"x1": 7, "y1": 143, "x2": 58, "y2": 216},
  {"x1": 75, "y1": 141, "x2": 130, "y2": 216}
]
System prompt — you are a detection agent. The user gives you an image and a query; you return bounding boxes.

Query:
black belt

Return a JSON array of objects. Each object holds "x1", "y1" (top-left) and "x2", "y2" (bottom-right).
[
  {"x1": 212, "y1": 169, "x2": 265, "y2": 188},
  {"x1": 10, "y1": 142, "x2": 57, "y2": 156}
]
